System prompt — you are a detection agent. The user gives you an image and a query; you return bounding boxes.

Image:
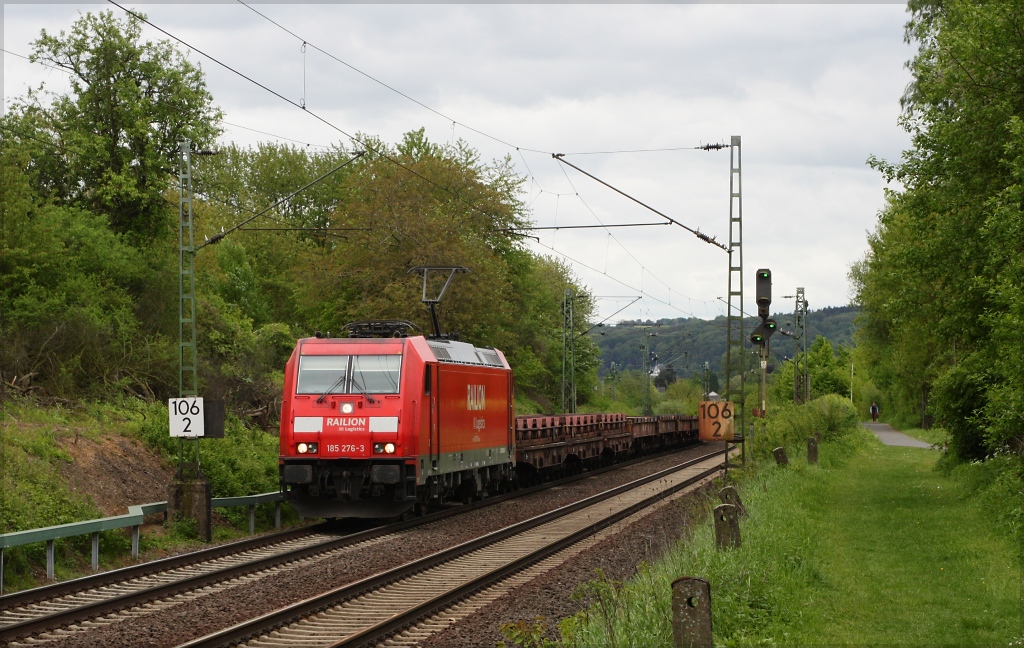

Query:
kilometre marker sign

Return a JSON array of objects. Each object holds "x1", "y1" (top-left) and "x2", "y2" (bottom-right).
[
  {"x1": 698, "y1": 400, "x2": 734, "y2": 441},
  {"x1": 169, "y1": 397, "x2": 205, "y2": 438}
]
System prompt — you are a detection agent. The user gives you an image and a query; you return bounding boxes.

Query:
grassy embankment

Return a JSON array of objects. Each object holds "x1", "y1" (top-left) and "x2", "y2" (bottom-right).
[
  {"x1": 532, "y1": 406, "x2": 1021, "y2": 646},
  {"x1": 1, "y1": 397, "x2": 288, "y2": 592}
]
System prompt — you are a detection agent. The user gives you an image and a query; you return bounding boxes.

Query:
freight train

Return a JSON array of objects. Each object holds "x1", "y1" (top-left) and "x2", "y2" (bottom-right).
[{"x1": 278, "y1": 320, "x2": 698, "y2": 519}]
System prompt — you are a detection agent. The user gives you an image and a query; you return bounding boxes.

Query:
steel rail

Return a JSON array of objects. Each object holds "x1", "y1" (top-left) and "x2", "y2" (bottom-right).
[
  {"x1": 340, "y1": 452, "x2": 726, "y2": 648},
  {"x1": 180, "y1": 448, "x2": 725, "y2": 648},
  {"x1": 1, "y1": 444, "x2": 704, "y2": 642},
  {"x1": 0, "y1": 523, "x2": 325, "y2": 610}
]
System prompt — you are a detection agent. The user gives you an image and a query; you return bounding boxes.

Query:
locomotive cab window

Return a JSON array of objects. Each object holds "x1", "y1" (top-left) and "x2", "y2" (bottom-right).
[
  {"x1": 351, "y1": 355, "x2": 402, "y2": 394},
  {"x1": 297, "y1": 354, "x2": 402, "y2": 395},
  {"x1": 296, "y1": 355, "x2": 351, "y2": 395}
]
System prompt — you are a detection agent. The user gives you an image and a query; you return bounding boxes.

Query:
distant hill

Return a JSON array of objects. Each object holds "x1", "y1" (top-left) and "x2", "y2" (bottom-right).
[{"x1": 594, "y1": 305, "x2": 858, "y2": 380}]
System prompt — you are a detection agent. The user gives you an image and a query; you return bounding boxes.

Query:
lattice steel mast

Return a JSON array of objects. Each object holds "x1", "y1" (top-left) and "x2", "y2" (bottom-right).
[
  {"x1": 178, "y1": 140, "x2": 198, "y2": 400},
  {"x1": 724, "y1": 136, "x2": 745, "y2": 440},
  {"x1": 562, "y1": 288, "x2": 577, "y2": 414}
]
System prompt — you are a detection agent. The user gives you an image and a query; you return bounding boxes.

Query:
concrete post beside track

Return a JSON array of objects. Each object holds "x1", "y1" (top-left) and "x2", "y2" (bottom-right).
[
  {"x1": 167, "y1": 478, "x2": 212, "y2": 542},
  {"x1": 718, "y1": 486, "x2": 747, "y2": 517},
  {"x1": 714, "y1": 503, "x2": 741, "y2": 549},
  {"x1": 773, "y1": 447, "x2": 789, "y2": 466},
  {"x1": 671, "y1": 576, "x2": 713, "y2": 648}
]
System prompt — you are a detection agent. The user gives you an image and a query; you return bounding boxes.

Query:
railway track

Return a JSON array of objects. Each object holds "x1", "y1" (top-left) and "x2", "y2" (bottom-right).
[
  {"x1": 0, "y1": 445, "x2": 720, "y2": 647},
  {"x1": 181, "y1": 448, "x2": 726, "y2": 648}
]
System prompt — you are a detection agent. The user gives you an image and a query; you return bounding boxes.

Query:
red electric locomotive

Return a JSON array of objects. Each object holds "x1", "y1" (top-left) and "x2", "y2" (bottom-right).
[{"x1": 279, "y1": 321, "x2": 514, "y2": 519}]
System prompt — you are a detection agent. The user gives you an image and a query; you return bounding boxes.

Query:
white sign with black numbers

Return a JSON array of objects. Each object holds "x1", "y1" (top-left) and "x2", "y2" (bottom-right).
[{"x1": 169, "y1": 397, "x2": 205, "y2": 438}]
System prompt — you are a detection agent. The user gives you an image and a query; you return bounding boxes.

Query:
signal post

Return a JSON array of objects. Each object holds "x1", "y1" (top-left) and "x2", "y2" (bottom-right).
[{"x1": 749, "y1": 269, "x2": 777, "y2": 456}]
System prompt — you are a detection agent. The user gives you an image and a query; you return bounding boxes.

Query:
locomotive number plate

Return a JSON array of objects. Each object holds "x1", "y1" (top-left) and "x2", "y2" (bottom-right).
[{"x1": 698, "y1": 401, "x2": 734, "y2": 441}]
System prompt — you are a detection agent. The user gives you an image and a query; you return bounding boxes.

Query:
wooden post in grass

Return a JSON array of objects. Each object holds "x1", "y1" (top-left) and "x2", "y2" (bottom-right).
[
  {"x1": 671, "y1": 577, "x2": 713, "y2": 647},
  {"x1": 713, "y1": 504, "x2": 741, "y2": 549},
  {"x1": 808, "y1": 437, "x2": 818, "y2": 464},
  {"x1": 718, "y1": 486, "x2": 747, "y2": 517},
  {"x1": 773, "y1": 447, "x2": 789, "y2": 466}
]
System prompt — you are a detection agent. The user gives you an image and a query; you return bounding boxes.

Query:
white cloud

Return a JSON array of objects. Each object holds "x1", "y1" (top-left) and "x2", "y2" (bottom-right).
[{"x1": 3, "y1": 3, "x2": 914, "y2": 323}]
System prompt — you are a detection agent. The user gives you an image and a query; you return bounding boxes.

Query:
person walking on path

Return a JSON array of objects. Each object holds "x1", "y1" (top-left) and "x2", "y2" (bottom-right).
[{"x1": 870, "y1": 402, "x2": 879, "y2": 422}]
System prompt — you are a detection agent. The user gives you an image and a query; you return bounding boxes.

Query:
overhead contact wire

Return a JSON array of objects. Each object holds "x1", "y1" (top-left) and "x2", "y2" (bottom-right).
[
  {"x1": 235, "y1": 0, "x2": 542, "y2": 154},
  {"x1": 106, "y1": 0, "x2": 513, "y2": 228},
  {"x1": 553, "y1": 159, "x2": 687, "y2": 303},
  {"x1": 532, "y1": 240, "x2": 697, "y2": 319},
  {"x1": 553, "y1": 154, "x2": 728, "y2": 252}
]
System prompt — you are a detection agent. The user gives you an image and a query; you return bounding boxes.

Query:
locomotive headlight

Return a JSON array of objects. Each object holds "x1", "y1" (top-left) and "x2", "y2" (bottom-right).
[
  {"x1": 384, "y1": 442, "x2": 396, "y2": 454},
  {"x1": 340, "y1": 402, "x2": 354, "y2": 414},
  {"x1": 297, "y1": 442, "x2": 308, "y2": 454},
  {"x1": 372, "y1": 442, "x2": 396, "y2": 454}
]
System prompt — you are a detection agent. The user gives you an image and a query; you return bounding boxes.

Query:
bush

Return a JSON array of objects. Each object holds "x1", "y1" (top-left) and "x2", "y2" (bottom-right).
[
  {"x1": 134, "y1": 401, "x2": 281, "y2": 528},
  {"x1": 949, "y1": 453, "x2": 1023, "y2": 540},
  {"x1": 760, "y1": 394, "x2": 858, "y2": 460},
  {"x1": 811, "y1": 394, "x2": 859, "y2": 441}
]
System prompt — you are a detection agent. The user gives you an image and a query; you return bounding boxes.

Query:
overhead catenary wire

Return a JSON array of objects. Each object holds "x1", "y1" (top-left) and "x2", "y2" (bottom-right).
[
  {"x1": 553, "y1": 154, "x2": 728, "y2": 252},
  {"x1": 235, "y1": 1, "x2": 730, "y2": 162},
  {"x1": 105, "y1": 0, "x2": 517, "y2": 232},
  {"x1": 549, "y1": 157, "x2": 703, "y2": 309},
  {"x1": 5, "y1": 47, "x2": 331, "y2": 153},
  {"x1": 196, "y1": 150, "x2": 364, "y2": 250},
  {"x1": 231, "y1": 0, "x2": 732, "y2": 276},
  {"x1": 582, "y1": 296, "x2": 641, "y2": 334},
  {"x1": 219, "y1": 120, "x2": 332, "y2": 149},
  {"x1": 27, "y1": 5, "x2": 729, "y2": 318},
  {"x1": 558, "y1": 143, "x2": 731, "y2": 155},
  {"x1": 498, "y1": 222, "x2": 670, "y2": 232},
  {"x1": 235, "y1": 0, "x2": 540, "y2": 154},
  {"x1": 532, "y1": 239, "x2": 699, "y2": 319}
]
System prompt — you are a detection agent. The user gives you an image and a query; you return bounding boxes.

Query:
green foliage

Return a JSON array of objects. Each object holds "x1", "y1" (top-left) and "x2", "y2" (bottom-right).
[
  {"x1": 25, "y1": 10, "x2": 222, "y2": 241},
  {"x1": 948, "y1": 454, "x2": 1023, "y2": 541},
  {"x1": 760, "y1": 394, "x2": 859, "y2": 461},
  {"x1": 0, "y1": 153, "x2": 166, "y2": 398},
  {"x1": 853, "y1": 0, "x2": 1024, "y2": 465},
  {"x1": 136, "y1": 404, "x2": 279, "y2": 504},
  {"x1": 565, "y1": 569, "x2": 631, "y2": 647},
  {"x1": 769, "y1": 336, "x2": 853, "y2": 405},
  {"x1": 654, "y1": 378, "x2": 702, "y2": 416},
  {"x1": 561, "y1": 433, "x2": 1020, "y2": 645},
  {"x1": 0, "y1": 424, "x2": 99, "y2": 535},
  {"x1": 0, "y1": 402, "x2": 124, "y2": 590},
  {"x1": 498, "y1": 617, "x2": 562, "y2": 648}
]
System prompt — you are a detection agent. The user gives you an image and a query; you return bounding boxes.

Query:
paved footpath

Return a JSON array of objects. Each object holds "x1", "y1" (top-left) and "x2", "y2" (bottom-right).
[{"x1": 861, "y1": 422, "x2": 934, "y2": 448}]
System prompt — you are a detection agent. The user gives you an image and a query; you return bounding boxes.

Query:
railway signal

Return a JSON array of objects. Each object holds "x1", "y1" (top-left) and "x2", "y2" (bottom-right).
[
  {"x1": 755, "y1": 268, "x2": 771, "y2": 319},
  {"x1": 751, "y1": 268, "x2": 776, "y2": 461},
  {"x1": 749, "y1": 319, "x2": 777, "y2": 346}
]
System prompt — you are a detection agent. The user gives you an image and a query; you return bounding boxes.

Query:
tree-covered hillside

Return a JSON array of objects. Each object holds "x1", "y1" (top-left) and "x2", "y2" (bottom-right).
[{"x1": 596, "y1": 305, "x2": 858, "y2": 381}]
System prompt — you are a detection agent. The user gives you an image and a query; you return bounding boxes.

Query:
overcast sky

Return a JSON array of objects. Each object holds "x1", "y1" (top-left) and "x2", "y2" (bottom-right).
[{"x1": 3, "y1": 3, "x2": 914, "y2": 324}]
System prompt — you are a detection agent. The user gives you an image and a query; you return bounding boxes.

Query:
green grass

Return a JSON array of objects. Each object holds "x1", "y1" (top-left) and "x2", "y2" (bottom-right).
[
  {"x1": 899, "y1": 426, "x2": 949, "y2": 447},
  {"x1": 1, "y1": 396, "x2": 296, "y2": 592},
  {"x1": 551, "y1": 430, "x2": 1022, "y2": 646}
]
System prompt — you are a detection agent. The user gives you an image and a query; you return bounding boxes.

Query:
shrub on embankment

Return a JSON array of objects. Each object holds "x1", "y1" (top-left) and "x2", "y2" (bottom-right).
[
  {"x1": 1, "y1": 396, "x2": 285, "y2": 590},
  {"x1": 756, "y1": 393, "x2": 858, "y2": 461}
]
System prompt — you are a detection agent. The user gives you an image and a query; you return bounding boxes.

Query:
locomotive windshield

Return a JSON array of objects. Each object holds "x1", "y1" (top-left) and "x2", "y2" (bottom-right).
[{"x1": 296, "y1": 354, "x2": 402, "y2": 395}]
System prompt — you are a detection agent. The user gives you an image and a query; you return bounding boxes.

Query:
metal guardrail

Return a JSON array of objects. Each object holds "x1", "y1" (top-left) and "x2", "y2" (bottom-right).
[{"x1": 0, "y1": 491, "x2": 285, "y2": 592}]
